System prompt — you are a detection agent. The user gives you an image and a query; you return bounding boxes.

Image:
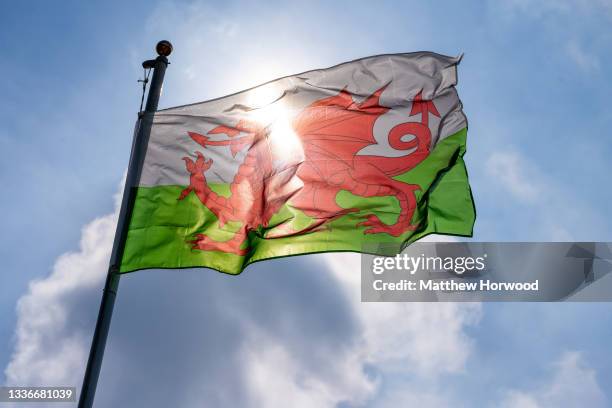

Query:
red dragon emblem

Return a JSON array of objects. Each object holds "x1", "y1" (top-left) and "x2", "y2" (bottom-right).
[{"x1": 179, "y1": 86, "x2": 440, "y2": 255}]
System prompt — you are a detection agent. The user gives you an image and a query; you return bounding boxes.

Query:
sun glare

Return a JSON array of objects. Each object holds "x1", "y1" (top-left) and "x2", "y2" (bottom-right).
[
  {"x1": 246, "y1": 84, "x2": 304, "y2": 162},
  {"x1": 269, "y1": 116, "x2": 304, "y2": 162}
]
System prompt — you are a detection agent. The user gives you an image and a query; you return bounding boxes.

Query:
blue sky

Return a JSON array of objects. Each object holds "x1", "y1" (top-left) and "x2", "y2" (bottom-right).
[{"x1": 1, "y1": 0, "x2": 612, "y2": 406}]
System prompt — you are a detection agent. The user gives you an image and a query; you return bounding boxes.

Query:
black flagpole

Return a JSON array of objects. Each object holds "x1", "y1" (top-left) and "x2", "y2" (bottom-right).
[{"x1": 78, "y1": 40, "x2": 172, "y2": 408}]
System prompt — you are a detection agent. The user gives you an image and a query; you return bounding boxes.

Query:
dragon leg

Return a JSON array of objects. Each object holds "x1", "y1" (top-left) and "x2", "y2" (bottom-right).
[
  {"x1": 180, "y1": 150, "x2": 250, "y2": 254},
  {"x1": 348, "y1": 166, "x2": 421, "y2": 237},
  {"x1": 179, "y1": 151, "x2": 235, "y2": 226},
  {"x1": 287, "y1": 180, "x2": 359, "y2": 224}
]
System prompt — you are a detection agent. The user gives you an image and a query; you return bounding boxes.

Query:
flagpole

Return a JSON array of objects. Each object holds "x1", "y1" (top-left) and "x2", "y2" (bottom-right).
[{"x1": 78, "y1": 40, "x2": 173, "y2": 408}]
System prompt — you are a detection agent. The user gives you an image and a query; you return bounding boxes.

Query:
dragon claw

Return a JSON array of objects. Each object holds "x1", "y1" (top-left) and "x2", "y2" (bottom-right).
[
  {"x1": 357, "y1": 214, "x2": 417, "y2": 236},
  {"x1": 182, "y1": 156, "x2": 196, "y2": 173},
  {"x1": 178, "y1": 186, "x2": 193, "y2": 201},
  {"x1": 357, "y1": 214, "x2": 385, "y2": 234},
  {"x1": 180, "y1": 151, "x2": 214, "y2": 201},
  {"x1": 189, "y1": 233, "x2": 210, "y2": 250},
  {"x1": 188, "y1": 233, "x2": 248, "y2": 255},
  {"x1": 194, "y1": 151, "x2": 213, "y2": 170},
  {"x1": 181, "y1": 151, "x2": 213, "y2": 175}
]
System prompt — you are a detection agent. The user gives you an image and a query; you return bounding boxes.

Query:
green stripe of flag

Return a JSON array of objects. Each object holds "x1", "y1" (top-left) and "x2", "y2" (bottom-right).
[{"x1": 120, "y1": 128, "x2": 474, "y2": 274}]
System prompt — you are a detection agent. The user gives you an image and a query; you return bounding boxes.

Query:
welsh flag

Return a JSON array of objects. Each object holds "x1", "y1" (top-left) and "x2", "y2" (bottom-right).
[{"x1": 121, "y1": 52, "x2": 475, "y2": 274}]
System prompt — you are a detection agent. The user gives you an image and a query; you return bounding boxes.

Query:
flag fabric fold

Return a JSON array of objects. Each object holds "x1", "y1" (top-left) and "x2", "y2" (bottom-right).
[{"x1": 121, "y1": 52, "x2": 475, "y2": 274}]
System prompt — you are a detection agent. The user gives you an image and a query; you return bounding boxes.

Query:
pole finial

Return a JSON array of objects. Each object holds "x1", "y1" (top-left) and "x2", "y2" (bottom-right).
[{"x1": 156, "y1": 40, "x2": 173, "y2": 57}]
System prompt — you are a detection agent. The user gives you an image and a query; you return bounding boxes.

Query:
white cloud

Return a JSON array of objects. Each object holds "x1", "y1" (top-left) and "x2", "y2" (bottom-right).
[
  {"x1": 566, "y1": 39, "x2": 600, "y2": 73},
  {"x1": 486, "y1": 151, "x2": 539, "y2": 204},
  {"x1": 4, "y1": 193, "x2": 119, "y2": 388},
  {"x1": 499, "y1": 352, "x2": 607, "y2": 408},
  {"x1": 484, "y1": 149, "x2": 608, "y2": 240},
  {"x1": 323, "y1": 251, "x2": 481, "y2": 405},
  {"x1": 240, "y1": 329, "x2": 375, "y2": 408},
  {"x1": 492, "y1": 0, "x2": 609, "y2": 72}
]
